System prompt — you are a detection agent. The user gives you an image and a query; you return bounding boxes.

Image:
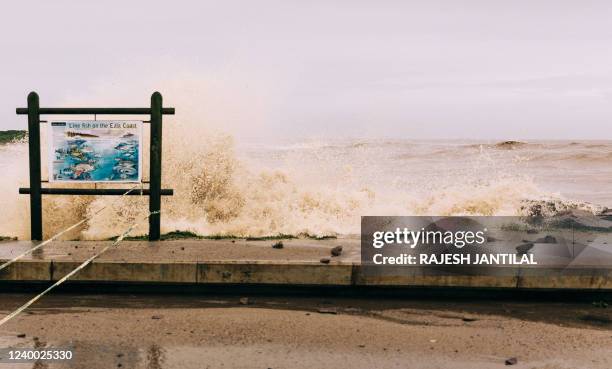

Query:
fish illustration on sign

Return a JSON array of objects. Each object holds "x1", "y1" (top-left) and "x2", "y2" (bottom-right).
[{"x1": 49, "y1": 121, "x2": 142, "y2": 183}]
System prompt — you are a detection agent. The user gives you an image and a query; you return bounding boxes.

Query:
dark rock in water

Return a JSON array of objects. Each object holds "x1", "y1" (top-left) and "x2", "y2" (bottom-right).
[
  {"x1": 330, "y1": 245, "x2": 343, "y2": 257},
  {"x1": 534, "y1": 235, "x2": 557, "y2": 244},
  {"x1": 272, "y1": 241, "x2": 284, "y2": 249},
  {"x1": 550, "y1": 215, "x2": 612, "y2": 232},
  {"x1": 151, "y1": 315, "x2": 163, "y2": 320},
  {"x1": 516, "y1": 243, "x2": 534, "y2": 254},
  {"x1": 519, "y1": 199, "x2": 612, "y2": 232},
  {"x1": 320, "y1": 257, "x2": 331, "y2": 264},
  {"x1": 461, "y1": 317, "x2": 478, "y2": 322},
  {"x1": 521, "y1": 199, "x2": 607, "y2": 218},
  {"x1": 495, "y1": 141, "x2": 526, "y2": 149},
  {"x1": 599, "y1": 208, "x2": 612, "y2": 219},
  {"x1": 505, "y1": 357, "x2": 518, "y2": 365},
  {"x1": 16, "y1": 333, "x2": 26, "y2": 338}
]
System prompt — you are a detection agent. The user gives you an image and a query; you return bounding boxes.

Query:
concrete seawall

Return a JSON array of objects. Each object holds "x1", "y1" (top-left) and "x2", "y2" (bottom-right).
[{"x1": 1, "y1": 239, "x2": 612, "y2": 290}]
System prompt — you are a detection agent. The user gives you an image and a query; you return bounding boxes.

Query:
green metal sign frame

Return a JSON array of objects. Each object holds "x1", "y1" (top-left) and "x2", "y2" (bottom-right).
[{"x1": 17, "y1": 92, "x2": 175, "y2": 241}]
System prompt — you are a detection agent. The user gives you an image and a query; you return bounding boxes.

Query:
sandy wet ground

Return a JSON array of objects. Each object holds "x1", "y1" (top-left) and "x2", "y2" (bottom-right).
[{"x1": 0, "y1": 294, "x2": 610, "y2": 369}]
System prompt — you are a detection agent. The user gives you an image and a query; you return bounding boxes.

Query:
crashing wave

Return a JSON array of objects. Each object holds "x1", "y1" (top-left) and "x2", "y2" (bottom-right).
[{"x1": 2, "y1": 133, "x2": 612, "y2": 240}]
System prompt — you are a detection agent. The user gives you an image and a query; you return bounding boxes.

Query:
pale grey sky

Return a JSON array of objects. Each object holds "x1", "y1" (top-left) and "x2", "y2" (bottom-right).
[{"x1": 2, "y1": 1, "x2": 612, "y2": 140}]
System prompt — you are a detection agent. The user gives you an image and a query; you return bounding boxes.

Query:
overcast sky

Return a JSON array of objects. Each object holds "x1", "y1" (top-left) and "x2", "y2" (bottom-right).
[{"x1": 2, "y1": 1, "x2": 612, "y2": 140}]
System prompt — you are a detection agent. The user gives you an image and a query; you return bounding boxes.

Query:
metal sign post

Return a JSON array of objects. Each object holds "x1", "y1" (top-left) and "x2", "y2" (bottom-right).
[
  {"x1": 149, "y1": 92, "x2": 163, "y2": 241},
  {"x1": 16, "y1": 91, "x2": 175, "y2": 241}
]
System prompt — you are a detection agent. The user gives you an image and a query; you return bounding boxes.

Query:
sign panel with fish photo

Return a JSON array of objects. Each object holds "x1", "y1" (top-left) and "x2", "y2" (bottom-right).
[{"x1": 48, "y1": 121, "x2": 142, "y2": 182}]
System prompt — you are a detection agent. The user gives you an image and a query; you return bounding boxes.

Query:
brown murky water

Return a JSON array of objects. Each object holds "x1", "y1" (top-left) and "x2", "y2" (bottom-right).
[{"x1": 4, "y1": 139, "x2": 612, "y2": 240}]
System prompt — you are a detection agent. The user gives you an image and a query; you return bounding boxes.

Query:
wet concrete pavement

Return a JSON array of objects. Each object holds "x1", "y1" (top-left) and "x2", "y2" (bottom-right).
[
  {"x1": 0, "y1": 294, "x2": 611, "y2": 369},
  {"x1": 2, "y1": 237, "x2": 612, "y2": 289}
]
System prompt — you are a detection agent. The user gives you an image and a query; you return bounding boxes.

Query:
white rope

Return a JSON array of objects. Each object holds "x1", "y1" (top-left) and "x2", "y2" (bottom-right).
[
  {"x1": 0, "y1": 210, "x2": 159, "y2": 328},
  {"x1": 0, "y1": 185, "x2": 140, "y2": 272}
]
